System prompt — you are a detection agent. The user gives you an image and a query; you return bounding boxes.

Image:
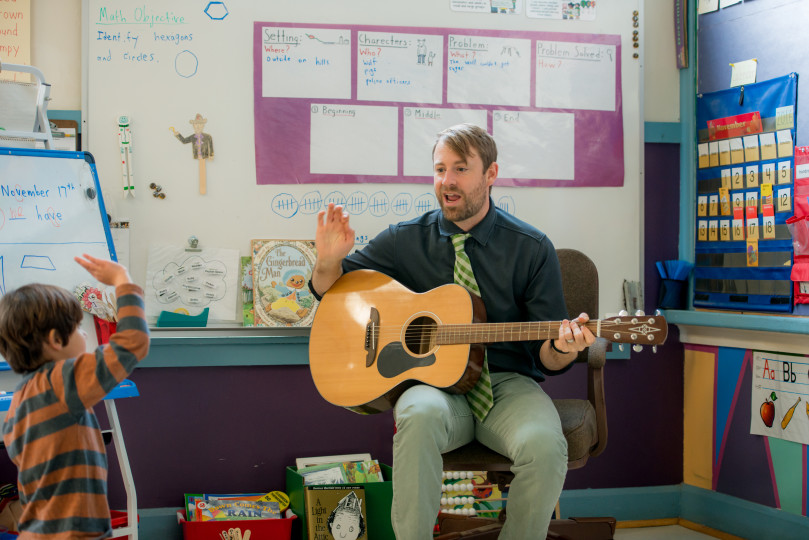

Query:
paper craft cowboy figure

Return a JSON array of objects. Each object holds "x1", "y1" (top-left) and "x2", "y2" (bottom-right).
[{"x1": 170, "y1": 113, "x2": 214, "y2": 194}]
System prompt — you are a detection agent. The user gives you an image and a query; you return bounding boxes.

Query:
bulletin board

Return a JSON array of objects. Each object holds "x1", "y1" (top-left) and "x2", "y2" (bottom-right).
[
  {"x1": 694, "y1": 74, "x2": 797, "y2": 312},
  {"x1": 81, "y1": 0, "x2": 642, "y2": 316},
  {"x1": 253, "y1": 22, "x2": 623, "y2": 187},
  {"x1": 698, "y1": 0, "x2": 809, "y2": 147},
  {"x1": 697, "y1": 0, "x2": 809, "y2": 313}
]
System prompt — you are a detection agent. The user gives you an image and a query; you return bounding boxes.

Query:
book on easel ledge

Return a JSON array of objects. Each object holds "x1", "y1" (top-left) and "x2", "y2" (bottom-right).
[
  {"x1": 251, "y1": 239, "x2": 318, "y2": 327},
  {"x1": 305, "y1": 485, "x2": 367, "y2": 540}
]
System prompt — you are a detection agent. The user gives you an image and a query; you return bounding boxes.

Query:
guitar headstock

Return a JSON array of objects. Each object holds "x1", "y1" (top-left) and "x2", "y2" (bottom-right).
[{"x1": 598, "y1": 311, "x2": 668, "y2": 349}]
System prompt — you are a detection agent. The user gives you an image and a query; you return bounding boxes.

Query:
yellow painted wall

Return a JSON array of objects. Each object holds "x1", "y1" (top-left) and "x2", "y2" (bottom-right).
[{"x1": 683, "y1": 348, "x2": 715, "y2": 489}]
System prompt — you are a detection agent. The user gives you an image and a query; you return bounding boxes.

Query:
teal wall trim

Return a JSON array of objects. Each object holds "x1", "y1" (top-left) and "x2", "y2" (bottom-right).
[
  {"x1": 142, "y1": 332, "x2": 310, "y2": 367},
  {"x1": 678, "y1": 2, "x2": 697, "y2": 266},
  {"x1": 664, "y1": 309, "x2": 809, "y2": 335},
  {"x1": 680, "y1": 484, "x2": 809, "y2": 540},
  {"x1": 559, "y1": 485, "x2": 681, "y2": 521},
  {"x1": 678, "y1": 7, "x2": 697, "y2": 321},
  {"x1": 132, "y1": 485, "x2": 809, "y2": 539},
  {"x1": 143, "y1": 329, "x2": 630, "y2": 367},
  {"x1": 135, "y1": 508, "x2": 184, "y2": 540},
  {"x1": 47, "y1": 109, "x2": 82, "y2": 130},
  {"x1": 644, "y1": 122, "x2": 680, "y2": 143}
]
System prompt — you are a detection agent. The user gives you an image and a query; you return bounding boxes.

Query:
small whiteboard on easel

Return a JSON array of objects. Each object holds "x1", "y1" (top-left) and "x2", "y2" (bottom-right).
[
  {"x1": 0, "y1": 147, "x2": 116, "y2": 369},
  {"x1": 0, "y1": 147, "x2": 115, "y2": 295}
]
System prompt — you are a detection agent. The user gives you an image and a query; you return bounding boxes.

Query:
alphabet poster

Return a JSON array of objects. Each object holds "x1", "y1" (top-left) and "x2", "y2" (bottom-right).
[
  {"x1": 253, "y1": 22, "x2": 623, "y2": 187},
  {"x1": 751, "y1": 351, "x2": 809, "y2": 445}
]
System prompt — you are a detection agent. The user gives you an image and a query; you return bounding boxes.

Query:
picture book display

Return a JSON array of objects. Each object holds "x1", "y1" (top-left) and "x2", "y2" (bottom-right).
[
  {"x1": 305, "y1": 486, "x2": 367, "y2": 540},
  {"x1": 251, "y1": 239, "x2": 318, "y2": 327},
  {"x1": 240, "y1": 255, "x2": 255, "y2": 326},
  {"x1": 184, "y1": 491, "x2": 290, "y2": 522},
  {"x1": 298, "y1": 459, "x2": 384, "y2": 486},
  {"x1": 195, "y1": 499, "x2": 281, "y2": 521}
]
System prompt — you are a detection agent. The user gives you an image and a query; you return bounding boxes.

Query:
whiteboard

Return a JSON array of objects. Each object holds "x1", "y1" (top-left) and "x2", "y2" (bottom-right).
[
  {"x1": 0, "y1": 147, "x2": 115, "y2": 295},
  {"x1": 82, "y1": 0, "x2": 642, "y2": 317}
]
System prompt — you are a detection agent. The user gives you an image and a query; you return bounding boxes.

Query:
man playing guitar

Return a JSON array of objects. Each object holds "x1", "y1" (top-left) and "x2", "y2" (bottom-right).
[{"x1": 310, "y1": 123, "x2": 595, "y2": 539}]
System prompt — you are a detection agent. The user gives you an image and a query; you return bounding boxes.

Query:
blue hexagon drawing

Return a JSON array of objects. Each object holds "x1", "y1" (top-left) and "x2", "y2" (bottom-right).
[{"x1": 204, "y1": 2, "x2": 229, "y2": 21}]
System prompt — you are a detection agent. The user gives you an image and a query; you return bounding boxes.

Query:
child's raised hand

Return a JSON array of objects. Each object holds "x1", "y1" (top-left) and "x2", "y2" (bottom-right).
[{"x1": 75, "y1": 254, "x2": 132, "y2": 288}]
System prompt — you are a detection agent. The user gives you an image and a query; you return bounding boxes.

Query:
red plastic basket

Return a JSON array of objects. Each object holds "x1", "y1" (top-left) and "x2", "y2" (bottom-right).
[
  {"x1": 110, "y1": 510, "x2": 139, "y2": 528},
  {"x1": 177, "y1": 510, "x2": 296, "y2": 540}
]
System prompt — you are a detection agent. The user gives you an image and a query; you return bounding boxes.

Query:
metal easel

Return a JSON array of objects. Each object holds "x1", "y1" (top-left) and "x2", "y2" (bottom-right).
[{"x1": 0, "y1": 61, "x2": 55, "y2": 149}]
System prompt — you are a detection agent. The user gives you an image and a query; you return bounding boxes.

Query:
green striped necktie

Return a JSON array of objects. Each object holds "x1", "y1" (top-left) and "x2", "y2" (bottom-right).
[{"x1": 451, "y1": 233, "x2": 494, "y2": 422}]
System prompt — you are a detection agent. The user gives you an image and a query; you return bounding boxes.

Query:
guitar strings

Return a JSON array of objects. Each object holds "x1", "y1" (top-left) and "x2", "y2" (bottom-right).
[{"x1": 364, "y1": 320, "x2": 651, "y2": 342}]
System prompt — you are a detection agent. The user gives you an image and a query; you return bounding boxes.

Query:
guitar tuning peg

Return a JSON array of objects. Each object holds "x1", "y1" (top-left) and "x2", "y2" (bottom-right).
[
  {"x1": 654, "y1": 309, "x2": 662, "y2": 316},
  {"x1": 634, "y1": 309, "x2": 645, "y2": 316},
  {"x1": 618, "y1": 310, "x2": 628, "y2": 317},
  {"x1": 618, "y1": 344, "x2": 624, "y2": 352},
  {"x1": 633, "y1": 344, "x2": 642, "y2": 353},
  {"x1": 652, "y1": 345, "x2": 658, "y2": 353}
]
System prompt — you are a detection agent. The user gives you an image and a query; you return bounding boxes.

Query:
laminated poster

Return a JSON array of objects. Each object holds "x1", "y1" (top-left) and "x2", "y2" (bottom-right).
[
  {"x1": 751, "y1": 351, "x2": 809, "y2": 445},
  {"x1": 145, "y1": 244, "x2": 239, "y2": 322}
]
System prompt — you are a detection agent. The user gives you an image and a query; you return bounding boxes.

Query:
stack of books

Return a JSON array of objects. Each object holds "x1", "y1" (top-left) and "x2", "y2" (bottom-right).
[
  {"x1": 296, "y1": 452, "x2": 384, "y2": 486},
  {"x1": 183, "y1": 491, "x2": 290, "y2": 522}
]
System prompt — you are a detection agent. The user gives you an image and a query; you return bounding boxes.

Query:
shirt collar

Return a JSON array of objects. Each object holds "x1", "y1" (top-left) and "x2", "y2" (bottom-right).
[{"x1": 437, "y1": 198, "x2": 497, "y2": 246}]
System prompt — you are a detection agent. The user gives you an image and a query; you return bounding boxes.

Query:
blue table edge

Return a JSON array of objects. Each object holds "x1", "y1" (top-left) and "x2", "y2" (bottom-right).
[{"x1": 0, "y1": 379, "x2": 139, "y2": 412}]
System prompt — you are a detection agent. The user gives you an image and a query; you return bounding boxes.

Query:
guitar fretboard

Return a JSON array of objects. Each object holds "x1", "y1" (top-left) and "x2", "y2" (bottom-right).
[{"x1": 435, "y1": 320, "x2": 601, "y2": 345}]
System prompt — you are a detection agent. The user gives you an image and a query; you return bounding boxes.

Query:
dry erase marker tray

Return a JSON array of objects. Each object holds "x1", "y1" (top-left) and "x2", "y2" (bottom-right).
[
  {"x1": 177, "y1": 509, "x2": 296, "y2": 540},
  {"x1": 0, "y1": 380, "x2": 138, "y2": 412}
]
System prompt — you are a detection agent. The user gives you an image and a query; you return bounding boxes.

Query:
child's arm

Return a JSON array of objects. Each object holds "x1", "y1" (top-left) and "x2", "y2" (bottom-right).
[
  {"x1": 74, "y1": 253, "x2": 131, "y2": 288},
  {"x1": 59, "y1": 255, "x2": 150, "y2": 412}
]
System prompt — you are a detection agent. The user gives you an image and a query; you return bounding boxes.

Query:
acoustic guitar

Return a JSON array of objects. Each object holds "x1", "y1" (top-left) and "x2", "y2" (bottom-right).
[{"x1": 309, "y1": 269, "x2": 668, "y2": 414}]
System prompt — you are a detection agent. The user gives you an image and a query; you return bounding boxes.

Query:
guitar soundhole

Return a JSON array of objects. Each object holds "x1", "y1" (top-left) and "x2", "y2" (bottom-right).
[{"x1": 403, "y1": 316, "x2": 437, "y2": 356}]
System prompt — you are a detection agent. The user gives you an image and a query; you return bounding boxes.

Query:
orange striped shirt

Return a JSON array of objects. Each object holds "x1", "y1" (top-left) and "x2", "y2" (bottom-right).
[{"x1": 2, "y1": 284, "x2": 149, "y2": 539}]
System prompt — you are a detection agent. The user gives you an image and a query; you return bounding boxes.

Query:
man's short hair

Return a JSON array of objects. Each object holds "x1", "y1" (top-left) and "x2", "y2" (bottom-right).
[
  {"x1": 0, "y1": 284, "x2": 83, "y2": 373},
  {"x1": 433, "y1": 123, "x2": 498, "y2": 173}
]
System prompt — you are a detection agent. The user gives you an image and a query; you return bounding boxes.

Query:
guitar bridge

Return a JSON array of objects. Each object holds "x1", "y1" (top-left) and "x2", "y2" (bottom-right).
[{"x1": 365, "y1": 307, "x2": 380, "y2": 367}]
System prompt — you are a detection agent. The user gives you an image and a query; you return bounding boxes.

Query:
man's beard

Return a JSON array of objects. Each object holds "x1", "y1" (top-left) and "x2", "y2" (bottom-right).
[{"x1": 437, "y1": 181, "x2": 488, "y2": 223}]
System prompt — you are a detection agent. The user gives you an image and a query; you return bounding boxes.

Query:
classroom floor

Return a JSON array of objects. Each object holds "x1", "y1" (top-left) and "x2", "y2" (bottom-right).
[
  {"x1": 614, "y1": 523, "x2": 740, "y2": 539},
  {"x1": 615, "y1": 525, "x2": 714, "y2": 538}
]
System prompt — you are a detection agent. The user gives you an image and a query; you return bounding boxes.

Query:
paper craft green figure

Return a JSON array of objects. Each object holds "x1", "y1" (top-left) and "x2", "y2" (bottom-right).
[
  {"x1": 118, "y1": 115, "x2": 134, "y2": 198},
  {"x1": 170, "y1": 113, "x2": 214, "y2": 195}
]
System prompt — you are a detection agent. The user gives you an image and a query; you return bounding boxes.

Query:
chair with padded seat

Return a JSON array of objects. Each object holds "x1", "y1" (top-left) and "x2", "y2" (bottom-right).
[{"x1": 440, "y1": 248, "x2": 609, "y2": 526}]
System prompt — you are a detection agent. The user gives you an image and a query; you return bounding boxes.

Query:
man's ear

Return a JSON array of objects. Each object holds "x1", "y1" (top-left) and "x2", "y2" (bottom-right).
[{"x1": 485, "y1": 162, "x2": 498, "y2": 187}]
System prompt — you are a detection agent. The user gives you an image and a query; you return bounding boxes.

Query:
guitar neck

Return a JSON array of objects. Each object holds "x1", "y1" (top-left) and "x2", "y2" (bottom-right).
[{"x1": 436, "y1": 320, "x2": 599, "y2": 345}]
